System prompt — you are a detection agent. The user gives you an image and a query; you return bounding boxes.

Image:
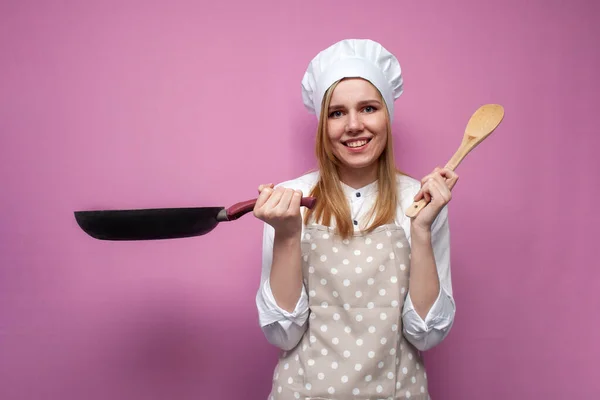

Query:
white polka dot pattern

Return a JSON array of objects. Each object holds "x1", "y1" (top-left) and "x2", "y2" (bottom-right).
[{"x1": 270, "y1": 226, "x2": 428, "y2": 399}]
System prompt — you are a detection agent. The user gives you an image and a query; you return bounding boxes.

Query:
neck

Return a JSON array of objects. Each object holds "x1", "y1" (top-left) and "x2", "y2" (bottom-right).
[{"x1": 337, "y1": 161, "x2": 379, "y2": 189}]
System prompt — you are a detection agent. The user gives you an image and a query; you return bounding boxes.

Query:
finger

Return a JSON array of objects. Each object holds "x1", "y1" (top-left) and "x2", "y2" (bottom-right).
[
  {"x1": 273, "y1": 188, "x2": 295, "y2": 214},
  {"x1": 420, "y1": 173, "x2": 434, "y2": 186},
  {"x1": 431, "y1": 173, "x2": 449, "y2": 193},
  {"x1": 427, "y1": 178, "x2": 451, "y2": 204},
  {"x1": 426, "y1": 168, "x2": 457, "y2": 194},
  {"x1": 255, "y1": 186, "x2": 275, "y2": 209},
  {"x1": 289, "y1": 190, "x2": 303, "y2": 213},
  {"x1": 257, "y1": 183, "x2": 274, "y2": 193},
  {"x1": 439, "y1": 168, "x2": 459, "y2": 190},
  {"x1": 419, "y1": 180, "x2": 433, "y2": 203},
  {"x1": 420, "y1": 184, "x2": 435, "y2": 205},
  {"x1": 433, "y1": 170, "x2": 456, "y2": 197},
  {"x1": 420, "y1": 167, "x2": 442, "y2": 185},
  {"x1": 263, "y1": 187, "x2": 285, "y2": 211},
  {"x1": 414, "y1": 180, "x2": 434, "y2": 202},
  {"x1": 423, "y1": 191, "x2": 431, "y2": 203},
  {"x1": 423, "y1": 178, "x2": 442, "y2": 204},
  {"x1": 439, "y1": 168, "x2": 456, "y2": 178}
]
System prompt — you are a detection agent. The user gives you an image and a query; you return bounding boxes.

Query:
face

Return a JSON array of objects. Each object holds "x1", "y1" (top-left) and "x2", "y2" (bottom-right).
[{"x1": 326, "y1": 78, "x2": 388, "y2": 177}]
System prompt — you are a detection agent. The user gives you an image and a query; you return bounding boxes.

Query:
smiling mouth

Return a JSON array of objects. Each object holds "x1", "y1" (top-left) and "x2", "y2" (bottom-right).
[{"x1": 343, "y1": 138, "x2": 372, "y2": 148}]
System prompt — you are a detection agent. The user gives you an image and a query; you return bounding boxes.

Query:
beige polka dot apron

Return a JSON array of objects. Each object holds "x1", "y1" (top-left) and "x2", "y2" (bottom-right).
[{"x1": 269, "y1": 224, "x2": 430, "y2": 400}]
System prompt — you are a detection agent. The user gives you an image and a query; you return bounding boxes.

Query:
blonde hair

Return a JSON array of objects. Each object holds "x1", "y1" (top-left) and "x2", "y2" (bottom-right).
[{"x1": 303, "y1": 79, "x2": 401, "y2": 239}]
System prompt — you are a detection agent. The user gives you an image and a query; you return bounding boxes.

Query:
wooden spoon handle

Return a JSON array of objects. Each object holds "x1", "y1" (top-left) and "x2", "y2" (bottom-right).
[
  {"x1": 445, "y1": 137, "x2": 476, "y2": 171},
  {"x1": 404, "y1": 149, "x2": 464, "y2": 219},
  {"x1": 405, "y1": 198, "x2": 429, "y2": 218}
]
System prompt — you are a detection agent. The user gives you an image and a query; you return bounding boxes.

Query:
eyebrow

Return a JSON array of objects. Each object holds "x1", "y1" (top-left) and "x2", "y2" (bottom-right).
[{"x1": 328, "y1": 99, "x2": 382, "y2": 110}]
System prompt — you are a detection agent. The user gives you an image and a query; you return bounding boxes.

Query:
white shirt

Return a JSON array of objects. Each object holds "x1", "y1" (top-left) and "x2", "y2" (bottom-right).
[{"x1": 255, "y1": 171, "x2": 455, "y2": 352}]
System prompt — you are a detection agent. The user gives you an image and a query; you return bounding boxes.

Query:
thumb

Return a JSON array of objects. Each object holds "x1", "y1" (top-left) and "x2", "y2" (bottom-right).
[{"x1": 413, "y1": 189, "x2": 424, "y2": 202}]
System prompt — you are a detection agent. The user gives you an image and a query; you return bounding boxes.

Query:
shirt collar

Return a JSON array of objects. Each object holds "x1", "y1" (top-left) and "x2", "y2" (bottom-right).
[{"x1": 340, "y1": 180, "x2": 379, "y2": 199}]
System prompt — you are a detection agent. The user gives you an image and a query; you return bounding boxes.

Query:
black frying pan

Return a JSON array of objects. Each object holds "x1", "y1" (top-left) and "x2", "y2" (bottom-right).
[{"x1": 74, "y1": 197, "x2": 317, "y2": 241}]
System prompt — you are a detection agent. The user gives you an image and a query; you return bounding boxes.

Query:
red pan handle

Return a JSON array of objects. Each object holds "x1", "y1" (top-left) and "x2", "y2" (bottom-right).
[{"x1": 226, "y1": 197, "x2": 317, "y2": 221}]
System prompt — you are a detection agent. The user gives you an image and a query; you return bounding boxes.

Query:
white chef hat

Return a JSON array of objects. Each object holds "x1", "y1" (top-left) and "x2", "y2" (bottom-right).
[{"x1": 301, "y1": 39, "x2": 404, "y2": 121}]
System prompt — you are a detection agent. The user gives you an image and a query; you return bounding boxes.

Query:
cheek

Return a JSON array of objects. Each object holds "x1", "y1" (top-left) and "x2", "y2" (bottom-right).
[
  {"x1": 326, "y1": 122, "x2": 345, "y2": 142},
  {"x1": 372, "y1": 120, "x2": 388, "y2": 144},
  {"x1": 375, "y1": 131, "x2": 388, "y2": 146},
  {"x1": 329, "y1": 138, "x2": 345, "y2": 157},
  {"x1": 371, "y1": 126, "x2": 388, "y2": 153},
  {"x1": 374, "y1": 117, "x2": 388, "y2": 134}
]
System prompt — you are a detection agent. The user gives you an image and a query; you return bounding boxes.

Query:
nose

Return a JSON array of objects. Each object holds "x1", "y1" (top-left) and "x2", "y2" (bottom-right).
[{"x1": 345, "y1": 111, "x2": 363, "y2": 134}]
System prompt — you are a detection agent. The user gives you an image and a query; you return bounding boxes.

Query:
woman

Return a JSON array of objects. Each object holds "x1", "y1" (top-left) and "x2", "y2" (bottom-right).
[{"x1": 254, "y1": 39, "x2": 458, "y2": 400}]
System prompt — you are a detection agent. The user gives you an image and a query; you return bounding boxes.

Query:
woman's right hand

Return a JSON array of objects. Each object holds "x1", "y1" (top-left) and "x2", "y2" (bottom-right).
[{"x1": 253, "y1": 183, "x2": 303, "y2": 239}]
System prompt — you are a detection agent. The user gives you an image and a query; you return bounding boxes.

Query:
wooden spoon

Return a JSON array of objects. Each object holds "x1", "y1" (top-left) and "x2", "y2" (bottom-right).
[{"x1": 405, "y1": 104, "x2": 505, "y2": 218}]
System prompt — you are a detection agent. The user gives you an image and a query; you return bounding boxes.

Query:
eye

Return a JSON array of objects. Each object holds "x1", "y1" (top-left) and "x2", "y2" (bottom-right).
[
  {"x1": 363, "y1": 106, "x2": 376, "y2": 113},
  {"x1": 329, "y1": 110, "x2": 343, "y2": 118}
]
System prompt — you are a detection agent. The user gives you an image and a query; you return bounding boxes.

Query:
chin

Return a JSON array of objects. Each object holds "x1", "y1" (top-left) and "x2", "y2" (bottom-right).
[{"x1": 338, "y1": 156, "x2": 379, "y2": 171}]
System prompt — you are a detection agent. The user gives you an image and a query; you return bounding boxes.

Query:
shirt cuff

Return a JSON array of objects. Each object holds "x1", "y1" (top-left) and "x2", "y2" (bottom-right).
[
  {"x1": 257, "y1": 278, "x2": 310, "y2": 328},
  {"x1": 401, "y1": 287, "x2": 455, "y2": 350}
]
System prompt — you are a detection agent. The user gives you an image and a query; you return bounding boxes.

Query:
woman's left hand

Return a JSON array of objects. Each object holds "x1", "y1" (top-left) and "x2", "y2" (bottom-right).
[{"x1": 411, "y1": 167, "x2": 459, "y2": 232}]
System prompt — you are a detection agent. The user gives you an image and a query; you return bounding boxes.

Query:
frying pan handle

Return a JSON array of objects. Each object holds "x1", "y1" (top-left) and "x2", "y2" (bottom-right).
[{"x1": 226, "y1": 197, "x2": 317, "y2": 221}]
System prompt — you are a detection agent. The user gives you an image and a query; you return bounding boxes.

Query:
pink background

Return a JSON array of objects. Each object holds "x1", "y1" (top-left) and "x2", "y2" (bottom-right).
[{"x1": 1, "y1": 0, "x2": 599, "y2": 399}]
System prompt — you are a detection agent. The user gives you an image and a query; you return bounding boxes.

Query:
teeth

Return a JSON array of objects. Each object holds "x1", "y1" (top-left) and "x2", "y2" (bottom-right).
[{"x1": 347, "y1": 140, "x2": 368, "y2": 148}]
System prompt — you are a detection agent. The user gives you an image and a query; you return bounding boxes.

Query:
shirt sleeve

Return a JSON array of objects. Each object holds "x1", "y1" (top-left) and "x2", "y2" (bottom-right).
[
  {"x1": 255, "y1": 221, "x2": 310, "y2": 351},
  {"x1": 401, "y1": 204, "x2": 456, "y2": 351}
]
